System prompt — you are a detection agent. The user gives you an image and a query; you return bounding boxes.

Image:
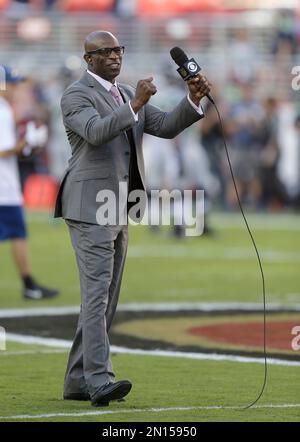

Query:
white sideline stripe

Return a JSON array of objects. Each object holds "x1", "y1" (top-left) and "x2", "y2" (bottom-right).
[
  {"x1": 127, "y1": 246, "x2": 300, "y2": 262},
  {"x1": 0, "y1": 306, "x2": 80, "y2": 318},
  {"x1": 26, "y1": 210, "x2": 300, "y2": 230},
  {"x1": 119, "y1": 302, "x2": 300, "y2": 312},
  {"x1": 1, "y1": 403, "x2": 300, "y2": 420},
  {"x1": 6, "y1": 333, "x2": 71, "y2": 348},
  {"x1": 5, "y1": 333, "x2": 300, "y2": 367},
  {"x1": 1, "y1": 302, "x2": 300, "y2": 318},
  {"x1": 0, "y1": 349, "x2": 67, "y2": 357}
]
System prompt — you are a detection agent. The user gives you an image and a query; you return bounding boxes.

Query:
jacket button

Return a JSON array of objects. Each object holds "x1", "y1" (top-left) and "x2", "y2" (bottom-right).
[
  {"x1": 124, "y1": 174, "x2": 129, "y2": 179},
  {"x1": 125, "y1": 151, "x2": 130, "y2": 155}
]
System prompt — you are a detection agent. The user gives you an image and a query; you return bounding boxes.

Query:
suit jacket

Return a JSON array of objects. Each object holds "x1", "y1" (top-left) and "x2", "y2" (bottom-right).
[{"x1": 54, "y1": 71, "x2": 204, "y2": 223}]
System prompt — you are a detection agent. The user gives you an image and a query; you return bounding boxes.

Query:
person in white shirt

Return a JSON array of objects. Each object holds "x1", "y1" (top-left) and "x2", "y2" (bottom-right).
[{"x1": 0, "y1": 66, "x2": 59, "y2": 300}]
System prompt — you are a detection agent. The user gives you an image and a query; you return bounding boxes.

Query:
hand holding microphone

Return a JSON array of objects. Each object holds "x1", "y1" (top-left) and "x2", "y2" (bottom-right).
[
  {"x1": 186, "y1": 75, "x2": 211, "y2": 106},
  {"x1": 131, "y1": 48, "x2": 212, "y2": 113},
  {"x1": 170, "y1": 46, "x2": 213, "y2": 104}
]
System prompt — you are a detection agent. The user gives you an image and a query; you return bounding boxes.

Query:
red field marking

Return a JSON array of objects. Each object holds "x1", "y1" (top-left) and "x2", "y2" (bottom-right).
[{"x1": 187, "y1": 321, "x2": 299, "y2": 351}]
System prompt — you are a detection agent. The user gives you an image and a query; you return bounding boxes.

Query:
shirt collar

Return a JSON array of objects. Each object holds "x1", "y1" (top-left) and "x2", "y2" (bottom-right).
[{"x1": 86, "y1": 69, "x2": 118, "y2": 92}]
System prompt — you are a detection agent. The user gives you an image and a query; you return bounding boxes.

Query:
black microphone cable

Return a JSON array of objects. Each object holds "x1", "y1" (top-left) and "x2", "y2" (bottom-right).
[
  {"x1": 170, "y1": 46, "x2": 268, "y2": 408},
  {"x1": 209, "y1": 97, "x2": 268, "y2": 410}
]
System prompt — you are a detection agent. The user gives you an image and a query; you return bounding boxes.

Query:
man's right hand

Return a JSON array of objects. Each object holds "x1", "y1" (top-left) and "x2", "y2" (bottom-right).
[{"x1": 131, "y1": 77, "x2": 157, "y2": 113}]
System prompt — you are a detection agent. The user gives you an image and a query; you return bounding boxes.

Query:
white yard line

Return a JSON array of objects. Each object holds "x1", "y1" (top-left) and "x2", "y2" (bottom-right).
[
  {"x1": 1, "y1": 403, "x2": 300, "y2": 420},
  {"x1": 5, "y1": 333, "x2": 71, "y2": 348},
  {"x1": 111, "y1": 346, "x2": 300, "y2": 367},
  {"x1": 4, "y1": 333, "x2": 300, "y2": 367},
  {"x1": 0, "y1": 306, "x2": 80, "y2": 318},
  {"x1": 127, "y1": 246, "x2": 300, "y2": 262},
  {"x1": 0, "y1": 349, "x2": 67, "y2": 356},
  {"x1": 28, "y1": 212, "x2": 300, "y2": 230},
  {"x1": 118, "y1": 302, "x2": 300, "y2": 312},
  {"x1": 0, "y1": 302, "x2": 300, "y2": 318}
]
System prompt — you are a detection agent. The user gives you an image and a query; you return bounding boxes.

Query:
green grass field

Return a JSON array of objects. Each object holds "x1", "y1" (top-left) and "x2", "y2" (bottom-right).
[{"x1": 0, "y1": 211, "x2": 299, "y2": 422}]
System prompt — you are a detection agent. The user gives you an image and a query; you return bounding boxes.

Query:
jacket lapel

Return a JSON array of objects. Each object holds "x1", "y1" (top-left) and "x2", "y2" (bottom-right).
[
  {"x1": 80, "y1": 72, "x2": 138, "y2": 145},
  {"x1": 118, "y1": 85, "x2": 130, "y2": 103},
  {"x1": 81, "y1": 71, "x2": 118, "y2": 111}
]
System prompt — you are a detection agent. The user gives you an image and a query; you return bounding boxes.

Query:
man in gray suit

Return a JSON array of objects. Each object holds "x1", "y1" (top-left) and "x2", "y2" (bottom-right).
[{"x1": 55, "y1": 30, "x2": 211, "y2": 407}]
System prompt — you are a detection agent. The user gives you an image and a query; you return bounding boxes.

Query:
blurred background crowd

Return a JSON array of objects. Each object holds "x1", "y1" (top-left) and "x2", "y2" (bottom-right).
[{"x1": 1, "y1": 0, "x2": 300, "y2": 215}]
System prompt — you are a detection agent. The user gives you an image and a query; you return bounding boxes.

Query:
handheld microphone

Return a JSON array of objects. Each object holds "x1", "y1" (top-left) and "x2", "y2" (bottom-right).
[{"x1": 170, "y1": 46, "x2": 214, "y2": 104}]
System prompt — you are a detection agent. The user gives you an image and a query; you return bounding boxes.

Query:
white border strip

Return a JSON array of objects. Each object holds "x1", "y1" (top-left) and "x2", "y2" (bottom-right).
[
  {"x1": 118, "y1": 302, "x2": 300, "y2": 312},
  {"x1": 127, "y1": 246, "x2": 300, "y2": 262},
  {"x1": 1, "y1": 403, "x2": 300, "y2": 420},
  {"x1": 0, "y1": 349, "x2": 67, "y2": 357},
  {"x1": 1, "y1": 302, "x2": 300, "y2": 318},
  {"x1": 111, "y1": 346, "x2": 300, "y2": 367},
  {"x1": 6, "y1": 333, "x2": 71, "y2": 348},
  {"x1": 0, "y1": 306, "x2": 80, "y2": 318},
  {"x1": 4, "y1": 333, "x2": 300, "y2": 367}
]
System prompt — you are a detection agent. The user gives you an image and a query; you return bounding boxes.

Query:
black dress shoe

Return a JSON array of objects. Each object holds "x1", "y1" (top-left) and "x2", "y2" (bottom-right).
[
  {"x1": 63, "y1": 392, "x2": 90, "y2": 401},
  {"x1": 91, "y1": 380, "x2": 132, "y2": 407}
]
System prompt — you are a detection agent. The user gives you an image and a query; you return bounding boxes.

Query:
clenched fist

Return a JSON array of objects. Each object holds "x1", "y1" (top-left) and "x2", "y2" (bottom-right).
[
  {"x1": 131, "y1": 77, "x2": 157, "y2": 113},
  {"x1": 187, "y1": 74, "x2": 211, "y2": 106}
]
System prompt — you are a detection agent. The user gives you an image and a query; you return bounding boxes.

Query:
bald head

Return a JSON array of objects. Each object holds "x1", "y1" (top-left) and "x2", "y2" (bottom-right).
[
  {"x1": 83, "y1": 30, "x2": 123, "y2": 82},
  {"x1": 84, "y1": 31, "x2": 118, "y2": 54}
]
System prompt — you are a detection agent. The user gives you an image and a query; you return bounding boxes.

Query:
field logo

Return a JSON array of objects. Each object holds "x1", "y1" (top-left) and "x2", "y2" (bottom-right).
[
  {"x1": 96, "y1": 183, "x2": 205, "y2": 236},
  {"x1": 291, "y1": 326, "x2": 300, "y2": 351},
  {"x1": 0, "y1": 326, "x2": 6, "y2": 351},
  {"x1": 291, "y1": 66, "x2": 300, "y2": 91}
]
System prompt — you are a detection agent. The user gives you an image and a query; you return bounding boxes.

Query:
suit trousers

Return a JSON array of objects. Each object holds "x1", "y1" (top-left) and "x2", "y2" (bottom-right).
[{"x1": 64, "y1": 219, "x2": 128, "y2": 398}]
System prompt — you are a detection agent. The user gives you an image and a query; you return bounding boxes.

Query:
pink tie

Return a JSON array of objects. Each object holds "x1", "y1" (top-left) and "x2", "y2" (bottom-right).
[{"x1": 110, "y1": 85, "x2": 122, "y2": 106}]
